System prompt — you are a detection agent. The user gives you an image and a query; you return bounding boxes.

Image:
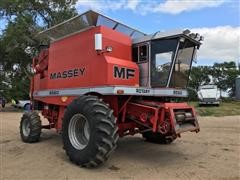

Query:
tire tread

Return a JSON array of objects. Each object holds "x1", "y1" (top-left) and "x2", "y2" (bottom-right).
[
  {"x1": 20, "y1": 111, "x2": 41, "y2": 143},
  {"x1": 62, "y1": 95, "x2": 118, "y2": 168}
]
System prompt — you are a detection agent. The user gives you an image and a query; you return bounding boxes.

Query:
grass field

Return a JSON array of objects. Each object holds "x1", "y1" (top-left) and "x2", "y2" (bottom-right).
[{"x1": 189, "y1": 101, "x2": 240, "y2": 116}]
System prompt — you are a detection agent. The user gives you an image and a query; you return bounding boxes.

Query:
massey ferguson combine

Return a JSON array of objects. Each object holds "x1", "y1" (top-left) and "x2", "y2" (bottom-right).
[{"x1": 20, "y1": 10, "x2": 202, "y2": 168}]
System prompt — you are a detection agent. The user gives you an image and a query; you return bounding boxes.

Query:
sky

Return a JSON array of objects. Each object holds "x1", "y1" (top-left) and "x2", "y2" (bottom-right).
[{"x1": 0, "y1": 0, "x2": 239, "y2": 66}]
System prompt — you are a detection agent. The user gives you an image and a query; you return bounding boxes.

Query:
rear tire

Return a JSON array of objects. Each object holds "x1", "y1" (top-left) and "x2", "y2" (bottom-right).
[
  {"x1": 142, "y1": 131, "x2": 176, "y2": 144},
  {"x1": 20, "y1": 111, "x2": 42, "y2": 143},
  {"x1": 62, "y1": 95, "x2": 119, "y2": 168}
]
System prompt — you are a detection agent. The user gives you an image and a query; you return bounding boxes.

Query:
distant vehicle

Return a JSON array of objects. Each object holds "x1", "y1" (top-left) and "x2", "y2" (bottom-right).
[
  {"x1": 0, "y1": 97, "x2": 6, "y2": 108},
  {"x1": 197, "y1": 85, "x2": 220, "y2": 106},
  {"x1": 12, "y1": 100, "x2": 31, "y2": 110}
]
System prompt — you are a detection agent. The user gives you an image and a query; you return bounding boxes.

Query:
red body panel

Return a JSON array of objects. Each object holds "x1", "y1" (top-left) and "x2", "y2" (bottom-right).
[{"x1": 33, "y1": 26, "x2": 139, "y2": 93}]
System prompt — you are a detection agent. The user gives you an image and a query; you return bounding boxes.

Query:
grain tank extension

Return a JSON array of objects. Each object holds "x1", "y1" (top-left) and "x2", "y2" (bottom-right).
[{"x1": 20, "y1": 10, "x2": 203, "y2": 168}]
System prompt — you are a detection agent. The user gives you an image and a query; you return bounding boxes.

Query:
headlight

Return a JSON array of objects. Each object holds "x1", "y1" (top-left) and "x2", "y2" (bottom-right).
[
  {"x1": 176, "y1": 114, "x2": 185, "y2": 121},
  {"x1": 185, "y1": 112, "x2": 192, "y2": 118}
]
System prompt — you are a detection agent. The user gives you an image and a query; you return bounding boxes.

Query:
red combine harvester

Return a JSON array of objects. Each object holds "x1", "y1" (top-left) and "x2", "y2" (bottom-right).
[{"x1": 20, "y1": 10, "x2": 202, "y2": 168}]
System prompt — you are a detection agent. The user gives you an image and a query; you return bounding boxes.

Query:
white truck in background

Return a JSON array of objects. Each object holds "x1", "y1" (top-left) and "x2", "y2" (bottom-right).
[
  {"x1": 197, "y1": 85, "x2": 221, "y2": 106},
  {"x1": 12, "y1": 100, "x2": 31, "y2": 110}
]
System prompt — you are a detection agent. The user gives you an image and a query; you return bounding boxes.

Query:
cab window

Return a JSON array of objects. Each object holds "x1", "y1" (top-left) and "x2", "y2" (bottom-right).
[
  {"x1": 132, "y1": 47, "x2": 138, "y2": 62},
  {"x1": 139, "y1": 45, "x2": 147, "y2": 62},
  {"x1": 132, "y1": 44, "x2": 148, "y2": 63}
]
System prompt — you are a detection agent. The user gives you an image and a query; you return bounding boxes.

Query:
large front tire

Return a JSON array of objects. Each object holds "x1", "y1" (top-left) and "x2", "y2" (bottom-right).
[
  {"x1": 20, "y1": 111, "x2": 42, "y2": 143},
  {"x1": 62, "y1": 96, "x2": 119, "y2": 168}
]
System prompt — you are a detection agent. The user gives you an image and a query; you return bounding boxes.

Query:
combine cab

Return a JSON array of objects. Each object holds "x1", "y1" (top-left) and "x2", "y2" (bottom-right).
[{"x1": 20, "y1": 10, "x2": 202, "y2": 167}]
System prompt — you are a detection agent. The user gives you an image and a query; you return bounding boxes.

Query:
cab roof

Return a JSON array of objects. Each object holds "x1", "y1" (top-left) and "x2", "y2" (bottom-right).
[
  {"x1": 132, "y1": 29, "x2": 203, "y2": 45},
  {"x1": 38, "y1": 10, "x2": 146, "y2": 42}
]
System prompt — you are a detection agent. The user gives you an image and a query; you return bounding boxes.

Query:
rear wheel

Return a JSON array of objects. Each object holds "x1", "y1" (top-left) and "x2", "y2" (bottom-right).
[
  {"x1": 62, "y1": 95, "x2": 119, "y2": 168},
  {"x1": 20, "y1": 111, "x2": 42, "y2": 143},
  {"x1": 142, "y1": 131, "x2": 176, "y2": 144},
  {"x1": 24, "y1": 103, "x2": 31, "y2": 111}
]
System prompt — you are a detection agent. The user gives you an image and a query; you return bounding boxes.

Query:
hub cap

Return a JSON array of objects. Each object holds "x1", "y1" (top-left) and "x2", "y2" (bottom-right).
[
  {"x1": 22, "y1": 119, "x2": 30, "y2": 137},
  {"x1": 68, "y1": 114, "x2": 90, "y2": 150}
]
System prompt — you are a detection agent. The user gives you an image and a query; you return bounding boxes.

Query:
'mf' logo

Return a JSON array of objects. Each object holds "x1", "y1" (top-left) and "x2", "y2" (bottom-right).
[{"x1": 114, "y1": 66, "x2": 135, "y2": 79}]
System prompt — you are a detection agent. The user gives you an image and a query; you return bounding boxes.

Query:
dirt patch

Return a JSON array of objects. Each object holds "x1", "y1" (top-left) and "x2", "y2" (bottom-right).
[
  {"x1": 0, "y1": 139, "x2": 11, "y2": 144},
  {"x1": 108, "y1": 165, "x2": 120, "y2": 171},
  {"x1": 1, "y1": 112, "x2": 240, "y2": 180}
]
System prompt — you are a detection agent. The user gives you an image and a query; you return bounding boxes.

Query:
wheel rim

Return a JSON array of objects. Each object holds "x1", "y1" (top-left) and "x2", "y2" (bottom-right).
[
  {"x1": 22, "y1": 118, "x2": 30, "y2": 137},
  {"x1": 24, "y1": 104, "x2": 31, "y2": 111},
  {"x1": 68, "y1": 113, "x2": 90, "y2": 150}
]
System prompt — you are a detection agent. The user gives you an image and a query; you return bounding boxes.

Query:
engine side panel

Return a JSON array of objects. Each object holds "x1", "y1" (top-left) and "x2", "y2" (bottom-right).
[{"x1": 32, "y1": 26, "x2": 139, "y2": 93}]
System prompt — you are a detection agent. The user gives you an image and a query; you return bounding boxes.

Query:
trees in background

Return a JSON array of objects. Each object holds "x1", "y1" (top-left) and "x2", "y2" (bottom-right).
[
  {"x1": 211, "y1": 62, "x2": 239, "y2": 97},
  {"x1": 0, "y1": 0, "x2": 77, "y2": 101},
  {"x1": 187, "y1": 66, "x2": 211, "y2": 100},
  {"x1": 188, "y1": 61, "x2": 240, "y2": 100}
]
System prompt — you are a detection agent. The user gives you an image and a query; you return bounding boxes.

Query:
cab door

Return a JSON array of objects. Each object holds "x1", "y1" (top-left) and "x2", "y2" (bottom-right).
[
  {"x1": 132, "y1": 43, "x2": 150, "y2": 87},
  {"x1": 150, "y1": 39, "x2": 178, "y2": 87}
]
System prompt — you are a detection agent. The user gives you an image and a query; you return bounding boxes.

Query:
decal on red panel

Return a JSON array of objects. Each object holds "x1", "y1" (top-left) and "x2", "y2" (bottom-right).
[
  {"x1": 114, "y1": 66, "x2": 135, "y2": 79},
  {"x1": 50, "y1": 68, "x2": 85, "y2": 80}
]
